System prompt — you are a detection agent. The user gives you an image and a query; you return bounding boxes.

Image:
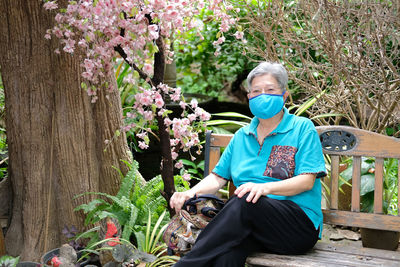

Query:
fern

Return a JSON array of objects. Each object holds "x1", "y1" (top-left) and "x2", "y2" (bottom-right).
[
  {"x1": 74, "y1": 161, "x2": 168, "y2": 248},
  {"x1": 116, "y1": 161, "x2": 139, "y2": 199},
  {"x1": 121, "y1": 204, "x2": 138, "y2": 240}
]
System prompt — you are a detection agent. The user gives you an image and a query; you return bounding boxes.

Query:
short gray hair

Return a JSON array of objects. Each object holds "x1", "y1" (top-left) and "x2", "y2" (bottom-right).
[{"x1": 247, "y1": 62, "x2": 288, "y2": 92}]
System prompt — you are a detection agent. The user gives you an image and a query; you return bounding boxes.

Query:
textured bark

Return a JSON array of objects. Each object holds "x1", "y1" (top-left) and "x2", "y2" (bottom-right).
[{"x1": 0, "y1": 0, "x2": 130, "y2": 260}]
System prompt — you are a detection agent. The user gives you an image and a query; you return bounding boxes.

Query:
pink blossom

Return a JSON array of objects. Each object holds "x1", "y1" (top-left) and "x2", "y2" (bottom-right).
[
  {"x1": 175, "y1": 161, "x2": 183, "y2": 169},
  {"x1": 188, "y1": 114, "x2": 197, "y2": 122},
  {"x1": 179, "y1": 101, "x2": 186, "y2": 109},
  {"x1": 63, "y1": 39, "x2": 75, "y2": 53},
  {"x1": 44, "y1": 33, "x2": 51, "y2": 40},
  {"x1": 82, "y1": 71, "x2": 93, "y2": 80},
  {"x1": 164, "y1": 117, "x2": 172, "y2": 126},
  {"x1": 78, "y1": 39, "x2": 87, "y2": 48},
  {"x1": 233, "y1": 31, "x2": 244, "y2": 40},
  {"x1": 43, "y1": 1, "x2": 58, "y2": 10},
  {"x1": 171, "y1": 151, "x2": 178, "y2": 160},
  {"x1": 170, "y1": 138, "x2": 179, "y2": 146},
  {"x1": 84, "y1": 59, "x2": 95, "y2": 71},
  {"x1": 137, "y1": 132, "x2": 147, "y2": 139},
  {"x1": 195, "y1": 107, "x2": 211, "y2": 121},
  {"x1": 182, "y1": 172, "x2": 191, "y2": 181},
  {"x1": 213, "y1": 36, "x2": 225, "y2": 46},
  {"x1": 190, "y1": 99, "x2": 198, "y2": 108},
  {"x1": 143, "y1": 111, "x2": 154, "y2": 120},
  {"x1": 143, "y1": 63, "x2": 153, "y2": 75},
  {"x1": 138, "y1": 141, "x2": 149, "y2": 150},
  {"x1": 148, "y1": 25, "x2": 159, "y2": 40}
]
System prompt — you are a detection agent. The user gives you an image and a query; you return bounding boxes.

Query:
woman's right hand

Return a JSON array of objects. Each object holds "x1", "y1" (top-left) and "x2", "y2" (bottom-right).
[{"x1": 170, "y1": 190, "x2": 196, "y2": 214}]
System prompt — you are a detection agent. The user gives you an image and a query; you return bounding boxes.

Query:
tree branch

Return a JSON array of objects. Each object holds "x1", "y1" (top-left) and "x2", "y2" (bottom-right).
[{"x1": 114, "y1": 45, "x2": 150, "y2": 83}]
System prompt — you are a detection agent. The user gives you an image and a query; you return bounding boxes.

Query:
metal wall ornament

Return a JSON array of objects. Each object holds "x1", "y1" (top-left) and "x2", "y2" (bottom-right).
[{"x1": 319, "y1": 130, "x2": 357, "y2": 152}]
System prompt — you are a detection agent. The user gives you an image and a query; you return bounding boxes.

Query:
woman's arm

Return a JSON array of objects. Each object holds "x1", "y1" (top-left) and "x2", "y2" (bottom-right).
[
  {"x1": 234, "y1": 173, "x2": 316, "y2": 203},
  {"x1": 170, "y1": 173, "x2": 228, "y2": 213}
]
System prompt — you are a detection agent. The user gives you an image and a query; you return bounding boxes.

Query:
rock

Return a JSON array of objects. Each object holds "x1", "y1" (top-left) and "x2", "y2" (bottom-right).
[
  {"x1": 329, "y1": 229, "x2": 360, "y2": 241},
  {"x1": 59, "y1": 244, "x2": 77, "y2": 263},
  {"x1": 338, "y1": 229, "x2": 360, "y2": 241}
]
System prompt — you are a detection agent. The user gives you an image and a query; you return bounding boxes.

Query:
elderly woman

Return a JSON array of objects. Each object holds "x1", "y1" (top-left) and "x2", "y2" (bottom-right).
[{"x1": 170, "y1": 62, "x2": 326, "y2": 267}]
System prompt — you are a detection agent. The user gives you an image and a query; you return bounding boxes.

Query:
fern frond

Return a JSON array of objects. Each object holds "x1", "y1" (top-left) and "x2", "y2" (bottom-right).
[
  {"x1": 116, "y1": 161, "x2": 139, "y2": 199},
  {"x1": 121, "y1": 204, "x2": 139, "y2": 241}
]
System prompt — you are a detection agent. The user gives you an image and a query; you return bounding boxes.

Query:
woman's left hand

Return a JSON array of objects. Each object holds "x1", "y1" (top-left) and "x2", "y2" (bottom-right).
[{"x1": 234, "y1": 182, "x2": 270, "y2": 203}]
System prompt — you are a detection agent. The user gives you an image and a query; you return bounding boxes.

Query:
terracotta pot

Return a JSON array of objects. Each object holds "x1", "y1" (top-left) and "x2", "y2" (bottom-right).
[
  {"x1": 361, "y1": 228, "x2": 400, "y2": 251},
  {"x1": 41, "y1": 248, "x2": 90, "y2": 267}
]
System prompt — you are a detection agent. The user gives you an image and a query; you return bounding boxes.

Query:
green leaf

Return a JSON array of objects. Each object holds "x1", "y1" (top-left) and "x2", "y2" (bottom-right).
[
  {"x1": 180, "y1": 159, "x2": 197, "y2": 169},
  {"x1": 211, "y1": 112, "x2": 252, "y2": 120},
  {"x1": 134, "y1": 231, "x2": 146, "y2": 251},
  {"x1": 112, "y1": 244, "x2": 136, "y2": 263},
  {"x1": 121, "y1": 205, "x2": 138, "y2": 241},
  {"x1": 310, "y1": 113, "x2": 344, "y2": 120},
  {"x1": 0, "y1": 256, "x2": 20, "y2": 267},
  {"x1": 206, "y1": 119, "x2": 249, "y2": 127},
  {"x1": 74, "y1": 199, "x2": 107, "y2": 213},
  {"x1": 360, "y1": 173, "x2": 375, "y2": 195}
]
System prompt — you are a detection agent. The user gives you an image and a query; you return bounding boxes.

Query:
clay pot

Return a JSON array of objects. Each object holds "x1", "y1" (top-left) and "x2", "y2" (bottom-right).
[{"x1": 361, "y1": 228, "x2": 400, "y2": 251}]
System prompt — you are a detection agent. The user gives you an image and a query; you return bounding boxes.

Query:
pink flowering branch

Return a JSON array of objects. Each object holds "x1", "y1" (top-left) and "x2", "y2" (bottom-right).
[{"x1": 44, "y1": 0, "x2": 237, "y2": 214}]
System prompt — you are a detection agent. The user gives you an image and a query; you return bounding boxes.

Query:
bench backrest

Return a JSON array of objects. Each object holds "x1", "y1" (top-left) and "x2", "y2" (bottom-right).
[{"x1": 204, "y1": 126, "x2": 400, "y2": 232}]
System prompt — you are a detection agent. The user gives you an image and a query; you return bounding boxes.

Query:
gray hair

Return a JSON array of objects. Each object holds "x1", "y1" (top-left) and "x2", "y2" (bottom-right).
[{"x1": 247, "y1": 62, "x2": 288, "y2": 92}]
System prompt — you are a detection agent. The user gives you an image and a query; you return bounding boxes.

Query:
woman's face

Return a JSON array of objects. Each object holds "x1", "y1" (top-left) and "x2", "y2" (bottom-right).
[{"x1": 248, "y1": 74, "x2": 283, "y2": 98}]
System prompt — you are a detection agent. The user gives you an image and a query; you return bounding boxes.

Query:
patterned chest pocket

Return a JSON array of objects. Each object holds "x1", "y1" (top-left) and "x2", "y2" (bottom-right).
[{"x1": 264, "y1": 145, "x2": 297, "y2": 180}]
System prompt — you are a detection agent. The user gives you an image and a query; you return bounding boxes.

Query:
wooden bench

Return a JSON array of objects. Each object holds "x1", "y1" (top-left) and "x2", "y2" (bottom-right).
[{"x1": 204, "y1": 126, "x2": 400, "y2": 266}]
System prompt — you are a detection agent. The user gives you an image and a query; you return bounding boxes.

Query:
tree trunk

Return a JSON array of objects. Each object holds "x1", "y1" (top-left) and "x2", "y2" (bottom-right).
[{"x1": 0, "y1": 0, "x2": 130, "y2": 260}]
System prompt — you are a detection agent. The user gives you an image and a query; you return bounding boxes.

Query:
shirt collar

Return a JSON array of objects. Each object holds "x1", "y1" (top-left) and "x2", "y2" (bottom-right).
[{"x1": 245, "y1": 107, "x2": 295, "y2": 136}]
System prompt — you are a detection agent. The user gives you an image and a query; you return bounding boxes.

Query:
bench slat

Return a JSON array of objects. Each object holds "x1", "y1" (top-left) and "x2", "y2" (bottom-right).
[
  {"x1": 208, "y1": 147, "x2": 221, "y2": 175},
  {"x1": 351, "y1": 156, "x2": 361, "y2": 212},
  {"x1": 210, "y1": 134, "x2": 232, "y2": 147},
  {"x1": 315, "y1": 242, "x2": 400, "y2": 261},
  {"x1": 330, "y1": 155, "x2": 339, "y2": 210},
  {"x1": 247, "y1": 242, "x2": 400, "y2": 267},
  {"x1": 323, "y1": 209, "x2": 400, "y2": 231},
  {"x1": 374, "y1": 158, "x2": 384, "y2": 214}
]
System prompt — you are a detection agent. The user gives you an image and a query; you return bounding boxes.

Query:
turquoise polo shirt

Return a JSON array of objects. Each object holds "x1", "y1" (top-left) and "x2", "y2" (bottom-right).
[{"x1": 212, "y1": 108, "x2": 326, "y2": 236}]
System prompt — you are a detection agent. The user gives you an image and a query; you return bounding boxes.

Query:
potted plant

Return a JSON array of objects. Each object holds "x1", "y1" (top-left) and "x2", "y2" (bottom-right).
[
  {"x1": 40, "y1": 243, "x2": 90, "y2": 267},
  {"x1": 340, "y1": 157, "x2": 399, "y2": 250}
]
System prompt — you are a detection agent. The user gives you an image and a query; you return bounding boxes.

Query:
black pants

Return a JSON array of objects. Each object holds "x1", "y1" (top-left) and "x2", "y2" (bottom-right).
[{"x1": 174, "y1": 193, "x2": 319, "y2": 267}]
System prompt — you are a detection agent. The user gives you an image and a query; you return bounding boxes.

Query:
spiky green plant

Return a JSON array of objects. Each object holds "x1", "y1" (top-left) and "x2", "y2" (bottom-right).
[{"x1": 0, "y1": 256, "x2": 19, "y2": 267}]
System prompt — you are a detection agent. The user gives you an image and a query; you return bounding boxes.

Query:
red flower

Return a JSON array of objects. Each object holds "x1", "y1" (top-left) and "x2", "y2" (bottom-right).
[{"x1": 105, "y1": 220, "x2": 120, "y2": 246}]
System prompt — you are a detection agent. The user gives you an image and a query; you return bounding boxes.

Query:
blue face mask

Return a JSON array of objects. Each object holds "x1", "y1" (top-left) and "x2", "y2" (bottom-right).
[{"x1": 249, "y1": 92, "x2": 286, "y2": 119}]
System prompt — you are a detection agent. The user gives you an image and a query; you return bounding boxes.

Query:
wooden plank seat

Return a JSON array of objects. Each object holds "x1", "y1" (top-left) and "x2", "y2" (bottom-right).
[{"x1": 204, "y1": 126, "x2": 400, "y2": 266}]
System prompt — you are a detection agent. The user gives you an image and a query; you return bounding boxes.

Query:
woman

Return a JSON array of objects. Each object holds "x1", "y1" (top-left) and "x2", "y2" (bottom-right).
[{"x1": 170, "y1": 62, "x2": 326, "y2": 267}]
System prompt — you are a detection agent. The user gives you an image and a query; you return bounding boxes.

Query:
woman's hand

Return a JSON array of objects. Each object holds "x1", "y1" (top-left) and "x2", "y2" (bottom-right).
[
  {"x1": 235, "y1": 182, "x2": 270, "y2": 203},
  {"x1": 170, "y1": 190, "x2": 196, "y2": 214}
]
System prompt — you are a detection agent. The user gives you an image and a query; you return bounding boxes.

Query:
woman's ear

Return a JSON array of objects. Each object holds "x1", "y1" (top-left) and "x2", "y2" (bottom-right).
[{"x1": 283, "y1": 91, "x2": 290, "y2": 101}]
